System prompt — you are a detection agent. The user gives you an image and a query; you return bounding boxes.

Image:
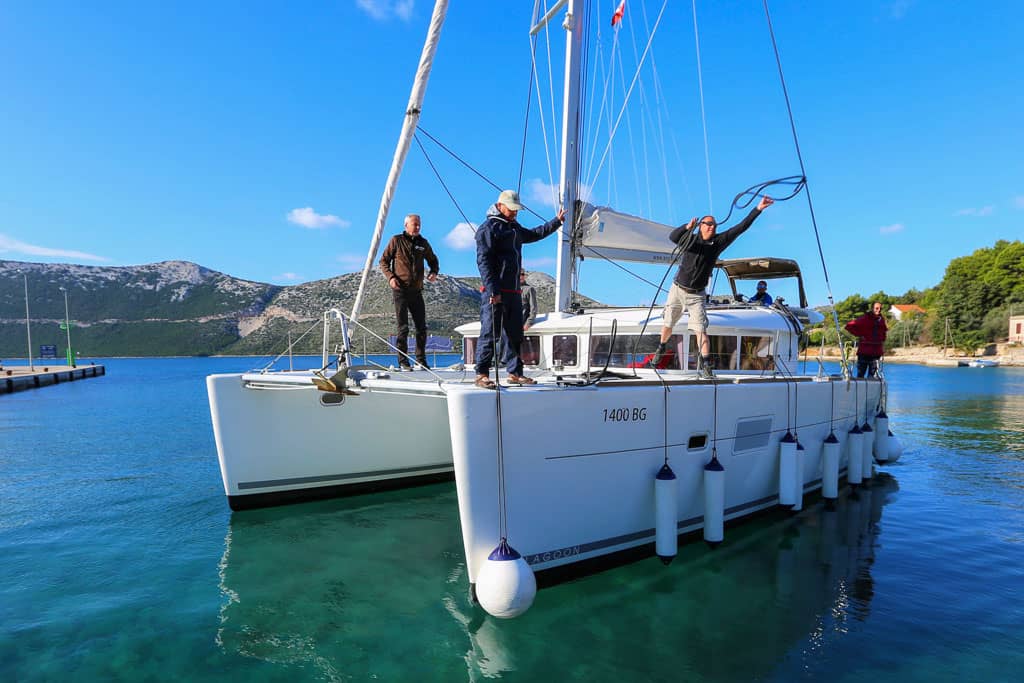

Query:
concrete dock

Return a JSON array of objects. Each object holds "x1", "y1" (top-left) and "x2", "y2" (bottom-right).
[{"x1": 1, "y1": 364, "x2": 106, "y2": 394}]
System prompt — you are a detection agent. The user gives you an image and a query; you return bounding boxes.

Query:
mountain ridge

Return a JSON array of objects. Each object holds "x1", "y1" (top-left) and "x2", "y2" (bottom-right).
[{"x1": 0, "y1": 259, "x2": 596, "y2": 357}]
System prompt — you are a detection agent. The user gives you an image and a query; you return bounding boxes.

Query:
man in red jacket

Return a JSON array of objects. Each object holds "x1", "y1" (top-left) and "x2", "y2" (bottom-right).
[{"x1": 844, "y1": 301, "x2": 888, "y2": 377}]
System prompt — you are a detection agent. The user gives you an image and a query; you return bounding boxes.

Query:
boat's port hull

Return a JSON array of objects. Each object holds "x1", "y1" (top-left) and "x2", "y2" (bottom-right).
[{"x1": 207, "y1": 372, "x2": 455, "y2": 510}]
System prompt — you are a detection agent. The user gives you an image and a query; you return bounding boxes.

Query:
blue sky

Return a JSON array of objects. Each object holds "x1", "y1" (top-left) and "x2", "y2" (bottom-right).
[{"x1": 1, "y1": 1, "x2": 1021, "y2": 308}]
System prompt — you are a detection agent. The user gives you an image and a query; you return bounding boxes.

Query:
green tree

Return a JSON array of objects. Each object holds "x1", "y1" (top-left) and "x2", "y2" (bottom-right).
[{"x1": 930, "y1": 240, "x2": 1024, "y2": 348}]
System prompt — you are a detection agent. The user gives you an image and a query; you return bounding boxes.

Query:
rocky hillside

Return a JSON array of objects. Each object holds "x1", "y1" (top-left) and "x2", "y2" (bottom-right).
[{"x1": 0, "y1": 260, "x2": 597, "y2": 357}]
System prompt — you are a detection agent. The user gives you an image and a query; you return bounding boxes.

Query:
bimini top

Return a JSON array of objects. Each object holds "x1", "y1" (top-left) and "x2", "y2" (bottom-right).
[{"x1": 716, "y1": 257, "x2": 809, "y2": 308}]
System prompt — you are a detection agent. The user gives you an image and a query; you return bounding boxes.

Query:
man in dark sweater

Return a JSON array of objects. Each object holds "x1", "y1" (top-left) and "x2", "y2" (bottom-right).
[
  {"x1": 650, "y1": 195, "x2": 774, "y2": 377},
  {"x1": 474, "y1": 189, "x2": 563, "y2": 388},
  {"x1": 379, "y1": 213, "x2": 440, "y2": 369}
]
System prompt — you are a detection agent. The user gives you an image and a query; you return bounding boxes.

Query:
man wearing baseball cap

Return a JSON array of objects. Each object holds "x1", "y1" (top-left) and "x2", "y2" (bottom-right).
[{"x1": 473, "y1": 189, "x2": 564, "y2": 388}]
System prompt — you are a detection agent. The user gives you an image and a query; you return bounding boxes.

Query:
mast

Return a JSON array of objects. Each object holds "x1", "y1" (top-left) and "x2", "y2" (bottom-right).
[
  {"x1": 554, "y1": 0, "x2": 584, "y2": 314},
  {"x1": 350, "y1": 0, "x2": 449, "y2": 323}
]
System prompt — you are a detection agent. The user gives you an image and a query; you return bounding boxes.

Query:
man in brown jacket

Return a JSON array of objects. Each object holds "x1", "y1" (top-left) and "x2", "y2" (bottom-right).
[{"x1": 379, "y1": 213, "x2": 440, "y2": 369}]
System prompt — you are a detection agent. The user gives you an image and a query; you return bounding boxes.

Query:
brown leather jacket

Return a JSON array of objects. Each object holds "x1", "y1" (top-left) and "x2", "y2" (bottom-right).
[{"x1": 379, "y1": 232, "x2": 439, "y2": 291}]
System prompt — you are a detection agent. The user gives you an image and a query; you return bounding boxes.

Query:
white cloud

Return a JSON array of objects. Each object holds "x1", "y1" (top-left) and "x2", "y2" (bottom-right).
[
  {"x1": 336, "y1": 253, "x2": 368, "y2": 271},
  {"x1": 0, "y1": 233, "x2": 108, "y2": 262},
  {"x1": 275, "y1": 272, "x2": 302, "y2": 282},
  {"x1": 445, "y1": 222, "x2": 476, "y2": 250},
  {"x1": 1013, "y1": 196, "x2": 1024, "y2": 209},
  {"x1": 526, "y1": 179, "x2": 560, "y2": 209},
  {"x1": 878, "y1": 223, "x2": 904, "y2": 235},
  {"x1": 287, "y1": 207, "x2": 350, "y2": 229},
  {"x1": 356, "y1": 0, "x2": 415, "y2": 21},
  {"x1": 954, "y1": 206, "x2": 994, "y2": 217},
  {"x1": 525, "y1": 177, "x2": 594, "y2": 209},
  {"x1": 524, "y1": 256, "x2": 555, "y2": 269}
]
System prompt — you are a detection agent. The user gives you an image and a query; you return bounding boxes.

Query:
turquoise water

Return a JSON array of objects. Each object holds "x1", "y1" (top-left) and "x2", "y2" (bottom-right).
[{"x1": 2, "y1": 358, "x2": 1023, "y2": 682}]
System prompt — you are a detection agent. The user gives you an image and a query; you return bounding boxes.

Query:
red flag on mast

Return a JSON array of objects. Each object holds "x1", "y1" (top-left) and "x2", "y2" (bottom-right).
[{"x1": 611, "y1": 0, "x2": 626, "y2": 27}]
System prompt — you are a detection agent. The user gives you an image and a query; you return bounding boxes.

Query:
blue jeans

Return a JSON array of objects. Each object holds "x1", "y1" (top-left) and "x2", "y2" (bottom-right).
[{"x1": 475, "y1": 294, "x2": 524, "y2": 376}]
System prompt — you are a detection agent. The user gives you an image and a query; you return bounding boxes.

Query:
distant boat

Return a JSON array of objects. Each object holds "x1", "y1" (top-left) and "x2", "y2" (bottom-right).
[{"x1": 967, "y1": 359, "x2": 999, "y2": 368}]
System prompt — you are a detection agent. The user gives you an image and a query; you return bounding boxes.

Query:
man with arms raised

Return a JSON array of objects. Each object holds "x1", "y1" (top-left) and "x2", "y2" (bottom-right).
[{"x1": 650, "y1": 196, "x2": 774, "y2": 377}]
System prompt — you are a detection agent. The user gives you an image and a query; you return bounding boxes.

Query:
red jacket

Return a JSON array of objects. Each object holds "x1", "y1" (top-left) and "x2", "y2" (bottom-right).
[{"x1": 845, "y1": 313, "x2": 888, "y2": 356}]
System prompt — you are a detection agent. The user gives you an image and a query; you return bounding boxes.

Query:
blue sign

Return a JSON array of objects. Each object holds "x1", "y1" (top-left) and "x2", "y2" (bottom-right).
[{"x1": 39, "y1": 344, "x2": 57, "y2": 359}]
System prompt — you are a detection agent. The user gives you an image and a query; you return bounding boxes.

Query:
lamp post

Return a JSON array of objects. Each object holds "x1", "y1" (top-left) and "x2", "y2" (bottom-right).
[
  {"x1": 59, "y1": 286, "x2": 75, "y2": 367},
  {"x1": 23, "y1": 272, "x2": 35, "y2": 371}
]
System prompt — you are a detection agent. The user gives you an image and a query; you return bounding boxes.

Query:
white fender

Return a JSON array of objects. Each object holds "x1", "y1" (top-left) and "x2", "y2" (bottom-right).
[{"x1": 655, "y1": 463, "x2": 678, "y2": 564}]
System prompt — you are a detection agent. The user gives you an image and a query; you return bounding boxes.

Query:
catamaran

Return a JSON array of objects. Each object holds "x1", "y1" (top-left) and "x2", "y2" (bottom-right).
[{"x1": 207, "y1": 0, "x2": 902, "y2": 616}]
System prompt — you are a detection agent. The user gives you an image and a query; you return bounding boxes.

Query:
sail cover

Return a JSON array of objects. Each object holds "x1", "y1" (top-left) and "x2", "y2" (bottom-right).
[{"x1": 576, "y1": 204, "x2": 681, "y2": 265}]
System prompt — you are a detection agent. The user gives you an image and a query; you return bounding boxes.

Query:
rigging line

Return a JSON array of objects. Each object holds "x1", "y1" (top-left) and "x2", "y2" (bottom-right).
[
  {"x1": 341, "y1": 310, "x2": 451, "y2": 382},
  {"x1": 544, "y1": 2, "x2": 559, "y2": 184},
  {"x1": 578, "y1": 245, "x2": 665, "y2": 290},
  {"x1": 627, "y1": 6, "x2": 655, "y2": 218},
  {"x1": 663, "y1": 381, "x2": 669, "y2": 465},
  {"x1": 830, "y1": 376, "x2": 835, "y2": 431},
  {"x1": 581, "y1": 11, "x2": 612, "y2": 191},
  {"x1": 586, "y1": 0, "x2": 669, "y2": 193},
  {"x1": 707, "y1": 174, "x2": 806, "y2": 230},
  {"x1": 633, "y1": 0, "x2": 674, "y2": 220},
  {"x1": 612, "y1": 47, "x2": 644, "y2": 215},
  {"x1": 761, "y1": 0, "x2": 849, "y2": 373},
  {"x1": 491, "y1": 305, "x2": 509, "y2": 540},
  {"x1": 258, "y1": 316, "x2": 324, "y2": 372},
  {"x1": 581, "y1": 1, "x2": 616, "y2": 196},
  {"x1": 529, "y1": 30, "x2": 558, "y2": 206},
  {"x1": 415, "y1": 126, "x2": 547, "y2": 222},
  {"x1": 517, "y1": 37, "x2": 539, "y2": 193},
  {"x1": 691, "y1": 0, "x2": 714, "y2": 213},
  {"x1": 413, "y1": 133, "x2": 473, "y2": 230}
]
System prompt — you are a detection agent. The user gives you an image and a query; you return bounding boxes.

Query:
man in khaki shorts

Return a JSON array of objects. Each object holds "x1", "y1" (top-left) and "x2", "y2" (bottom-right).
[{"x1": 650, "y1": 195, "x2": 774, "y2": 377}]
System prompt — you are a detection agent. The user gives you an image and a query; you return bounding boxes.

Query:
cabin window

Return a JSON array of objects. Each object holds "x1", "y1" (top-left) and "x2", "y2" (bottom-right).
[
  {"x1": 688, "y1": 335, "x2": 738, "y2": 370},
  {"x1": 522, "y1": 335, "x2": 541, "y2": 366},
  {"x1": 589, "y1": 334, "x2": 674, "y2": 368},
  {"x1": 552, "y1": 335, "x2": 578, "y2": 366},
  {"x1": 740, "y1": 335, "x2": 775, "y2": 370},
  {"x1": 463, "y1": 337, "x2": 477, "y2": 365}
]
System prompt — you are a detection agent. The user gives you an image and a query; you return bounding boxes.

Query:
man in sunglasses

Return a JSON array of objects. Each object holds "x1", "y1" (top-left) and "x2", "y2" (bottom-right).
[{"x1": 649, "y1": 195, "x2": 774, "y2": 378}]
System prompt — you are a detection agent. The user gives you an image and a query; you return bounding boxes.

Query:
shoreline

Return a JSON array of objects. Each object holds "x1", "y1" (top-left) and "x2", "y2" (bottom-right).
[{"x1": 818, "y1": 344, "x2": 1024, "y2": 368}]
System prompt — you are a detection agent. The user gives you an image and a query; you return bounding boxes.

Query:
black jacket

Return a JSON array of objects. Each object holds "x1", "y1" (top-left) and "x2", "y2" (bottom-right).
[
  {"x1": 669, "y1": 208, "x2": 762, "y2": 291},
  {"x1": 476, "y1": 205, "x2": 561, "y2": 296}
]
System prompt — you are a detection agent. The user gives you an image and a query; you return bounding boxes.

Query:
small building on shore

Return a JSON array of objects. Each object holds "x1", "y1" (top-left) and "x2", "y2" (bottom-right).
[
  {"x1": 1010, "y1": 315, "x2": 1024, "y2": 344},
  {"x1": 890, "y1": 304, "x2": 926, "y2": 321}
]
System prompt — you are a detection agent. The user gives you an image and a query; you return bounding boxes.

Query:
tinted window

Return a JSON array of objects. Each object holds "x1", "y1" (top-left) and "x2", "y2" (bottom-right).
[
  {"x1": 522, "y1": 335, "x2": 541, "y2": 366},
  {"x1": 590, "y1": 334, "x2": 680, "y2": 369},
  {"x1": 688, "y1": 335, "x2": 738, "y2": 370},
  {"x1": 740, "y1": 335, "x2": 775, "y2": 370},
  {"x1": 552, "y1": 335, "x2": 578, "y2": 366}
]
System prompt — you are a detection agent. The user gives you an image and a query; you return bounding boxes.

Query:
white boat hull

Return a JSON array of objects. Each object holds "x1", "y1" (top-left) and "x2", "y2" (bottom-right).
[
  {"x1": 207, "y1": 371, "x2": 454, "y2": 510},
  {"x1": 447, "y1": 376, "x2": 883, "y2": 585}
]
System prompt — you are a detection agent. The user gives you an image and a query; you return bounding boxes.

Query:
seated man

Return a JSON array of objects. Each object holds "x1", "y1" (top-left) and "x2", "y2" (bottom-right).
[{"x1": 750, "y1": 280, "x2": 773, "y2": 306}]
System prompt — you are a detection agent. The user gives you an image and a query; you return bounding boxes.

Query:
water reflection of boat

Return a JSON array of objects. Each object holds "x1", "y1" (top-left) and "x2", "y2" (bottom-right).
[{"x1": 215, "y1": 474, "x2": 899, "y2": 679}]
